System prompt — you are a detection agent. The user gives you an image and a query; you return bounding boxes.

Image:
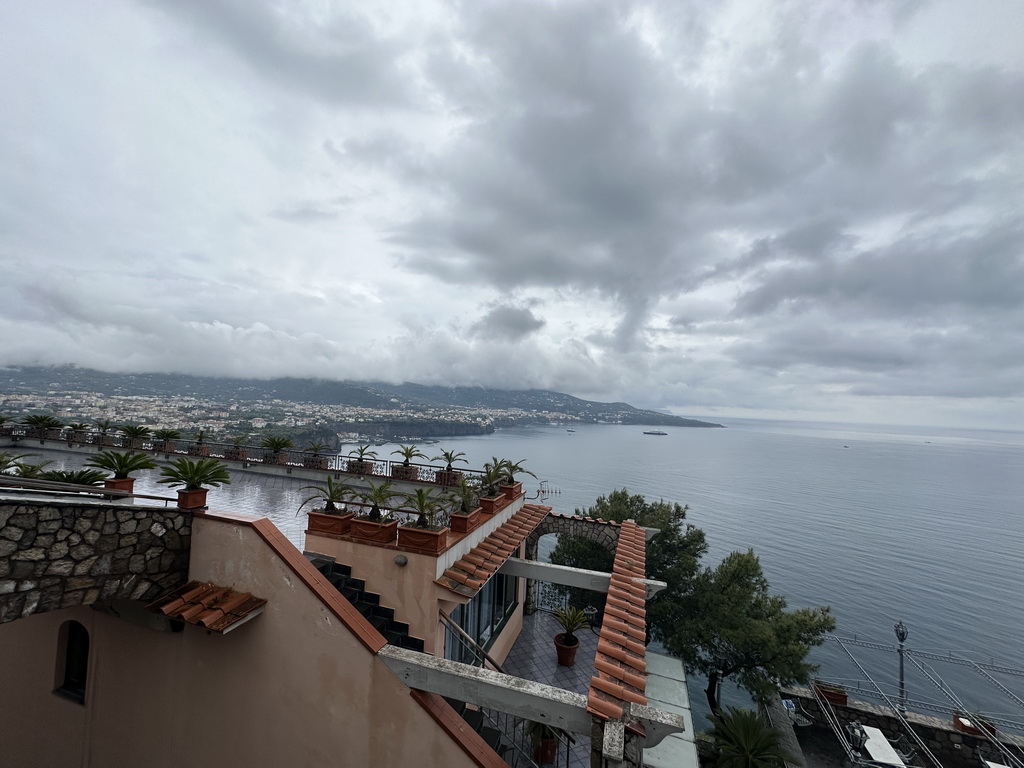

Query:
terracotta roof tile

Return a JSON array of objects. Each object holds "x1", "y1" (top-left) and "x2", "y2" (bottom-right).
[
  {"x1": 147, "y1": 580, "x2": 267, "y2": 634},
  {"x1": 434, "y1": 504, "x2": 550, "y2": 597},
  {"x1": 588, "y1": 520, "x2": 650, "y2": 727}
]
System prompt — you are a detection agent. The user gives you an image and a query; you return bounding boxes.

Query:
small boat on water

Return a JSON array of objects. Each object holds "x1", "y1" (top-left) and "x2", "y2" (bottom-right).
[
  {"x1": 643, "y1": 430, "x2": 668, "y2": 436},
  {"x1": 566, "y1": 429, "x2": 575, "y2": 433}
]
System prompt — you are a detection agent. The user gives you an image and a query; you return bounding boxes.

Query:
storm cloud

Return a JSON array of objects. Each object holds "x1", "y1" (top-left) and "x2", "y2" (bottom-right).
[{"x1": 0, "y1": 0, "x2": 1021, "y2": 427}]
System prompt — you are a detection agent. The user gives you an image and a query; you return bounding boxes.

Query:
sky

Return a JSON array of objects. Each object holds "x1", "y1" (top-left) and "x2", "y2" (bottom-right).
[{"x1": 1, "y1": 1, "x2": 1022, "y2": 429}]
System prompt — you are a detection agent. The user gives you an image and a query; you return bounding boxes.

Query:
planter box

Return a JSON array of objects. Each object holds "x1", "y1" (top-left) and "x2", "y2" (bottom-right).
[
  {"x1": 391, "y1": 465, "x2": 420, "y2": 482},
  {"x1": 225, "y1": 447, "x2": 248, "y2": 461},
  {"x1": 350, "y1": 518, "x2": 398, "y2": 544},
  {"x1": 303, "y1": 456, "x2": 329, "y2": 470},
  {"x1": 813, "y1": 681, "x2": 848, "y2": 706},
  {"x1": 189, "y1": 445, "x2": 211, "y2": 457},
  {"x1": 435, "y1": 470, "x2": 463, "y2": 487},
  {"x1": 176, "y1": 488, "x2": 208, "y2": 510},
  {"x1": 479, "y1": 495, "x2": 507, "y2": 514},
  {"x1": 953, "y1": 714, "x2": 997, "y2": 737},
  {"x1": 307, "y1": 511, "x2": 354, "y2": 536},
  {"x1": 264, "y1": 452, "x2": 289, "y2": 465},
  {"x1": 104, "y1": 477, "x2": 136, "y2": 494},
  {"x1": 450, "y1": 507, "x2": 482, "y2": 534},
  {"x1": 347, "y1": 460, "x2": 375, "y2": 476},
  {"x1": 398, "y1": 526, "x2": 450, "y2": 556},
  {"x1": 501, "y1": 482, "x2": 523, "y2": 500},
  {"x1": 155, "y1": 441, "x2": 177, "y2": 454}
]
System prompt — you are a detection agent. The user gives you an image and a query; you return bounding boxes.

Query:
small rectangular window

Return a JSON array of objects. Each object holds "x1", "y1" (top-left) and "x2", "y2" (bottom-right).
[{"x1": 55, "y1": 620, "x2": 89, "y2": 704}]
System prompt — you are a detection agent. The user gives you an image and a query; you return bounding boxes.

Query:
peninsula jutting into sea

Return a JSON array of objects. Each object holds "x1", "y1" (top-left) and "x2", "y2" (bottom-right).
[{"x1": 0, "y1": 365, "x2": 723, "y2": 441}]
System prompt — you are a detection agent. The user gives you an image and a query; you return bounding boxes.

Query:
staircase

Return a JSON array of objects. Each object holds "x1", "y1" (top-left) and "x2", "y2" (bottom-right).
[{"x1": 306, "y1": 554, "x2": 425, "y2": 652}]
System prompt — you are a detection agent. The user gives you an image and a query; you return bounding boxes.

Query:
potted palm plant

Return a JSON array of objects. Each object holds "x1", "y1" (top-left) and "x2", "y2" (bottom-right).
[
  {"x1": 261, "y1": 436, "x2": 293, "y2": 465},
  {"x1": 446, "y1": 477, "x2": 483, "y2": 533},
  {"x1": 86, "y1": 450, "x2": 158, "y2": 493},
  {"x1": 432, "y1": 449, "x2": 467, "y2": 487},
  {"x1": 119, "y1": 424, "x2": 152, "y2": 450},
  {"x1": 225, "y1": 436, "x2": 248, "y2": 461},
  {"x1": 66, "y1": 422, "x2": 90, "y2": 445},
  {"x1": 153, "y1": 428, "x2": 181, "y2": 454},
  {"x1": 300, "y1": 477, "x2": 357, "y2": 536},
  {"x1": 40, "y1": 469, "x2": 108, "y2": 486},
  {"x1": 478, "y1": 459, "x2": 508, "y2": 514},
  {"x1": 189, "y1": 429, "x2": 211, "y2": 457},
  {"x1": 552, "y1": 606, "x2": 590, "y2": 666},
  {"x1": 158, "y1": 457, "x2": 232, "y2": 509},
  {"x1": 397, "y1": 488, "x2": 449, "y2": 555},
  {"x1": 350, "y1": 480, "x2": 399, "y2": 543},
  {"x1": 303, "y1": 441, "x2": 330, "y2": 470},
  {"x1": 391, "y1": 444, "x2": 427, "y2": 481},
  {"x1": 346, "y1": 445, "x2": 378, "y2": 475},
  {"x1": 94, "y1": 419, "x2": 118, "y2": 446},
  {"x1": 500, "y1": 458, "x2": 535, "y2": 500},
  {"x1": 22, "y1": 414, "x2": 64, "y2": 441}
]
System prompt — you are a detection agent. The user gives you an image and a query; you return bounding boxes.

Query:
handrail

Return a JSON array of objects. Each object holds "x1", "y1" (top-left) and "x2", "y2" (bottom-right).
[
  {"x1": 0, "y1": 475, "x2": 178, "y2": 504},
  {"x1": 438, "y1": 610, "x2": 506, "y2": 673}
]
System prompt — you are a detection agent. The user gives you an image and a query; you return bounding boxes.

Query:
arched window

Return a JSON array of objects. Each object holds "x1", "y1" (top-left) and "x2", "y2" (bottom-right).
[{"x1": 54, "y1": 620, "x2": 89, "y2": 704}]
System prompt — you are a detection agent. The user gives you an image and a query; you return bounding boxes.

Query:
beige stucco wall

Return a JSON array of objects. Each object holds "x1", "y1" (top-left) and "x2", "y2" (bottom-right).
[{"x1": 0, "y1": 516, "x2": 486, "y2": 768}]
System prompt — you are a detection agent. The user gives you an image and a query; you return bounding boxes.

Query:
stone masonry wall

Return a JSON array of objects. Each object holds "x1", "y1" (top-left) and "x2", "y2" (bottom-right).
[
  {"x1": 0, "y1": 498, "x2": 191, "y2": 624},
  {"x1": 783, "y1": 686, "x2": 1024, "y2": 768}
]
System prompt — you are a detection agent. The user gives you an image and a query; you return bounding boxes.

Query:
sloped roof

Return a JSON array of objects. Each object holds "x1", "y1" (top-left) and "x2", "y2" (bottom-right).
[
  {"x1": 587, "y1": 520, "x2": 649, "y2": 724},
  {"x1": 436, "y1": 504, "x2": 551, "y2": 597},
  {"x1": 148, "y1": 580, "x2": 267, "y2": 633}
]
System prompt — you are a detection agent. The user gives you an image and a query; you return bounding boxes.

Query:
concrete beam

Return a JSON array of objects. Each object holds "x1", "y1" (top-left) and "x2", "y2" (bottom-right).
[
  {"x1": 625, "y1": 702, "x2": 688, "y2": 748},
  {"x1": 378, "y1": 645, "x2": 593, "y2": 734},
  {"x1": 498, "y1": 557, "x2": 667, "y2": 599}
]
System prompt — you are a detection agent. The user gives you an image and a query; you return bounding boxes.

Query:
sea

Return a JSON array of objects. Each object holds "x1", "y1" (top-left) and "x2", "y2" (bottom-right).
[{"x1": 44, "y1": 418, "x2": 1024, "y2": 728}]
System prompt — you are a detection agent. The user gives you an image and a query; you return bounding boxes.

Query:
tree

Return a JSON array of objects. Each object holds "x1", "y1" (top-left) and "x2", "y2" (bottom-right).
[
  {"x1": 158, "y1": 457, "x2": 231, "y2": 491},
  {"x1": 550, "y1": 489, "x2": 834, "y2": 714},
  {"x1": 549, "y1": 489, "x2": 707, "y2": 622},
  {"x1": 709, "y1": 707, "x2": 796, "y2": 768},
  {"x1": 665, "y1": 549, "x2": 835, "y2": 712},
  {"x1": 299, "y1": 477, "x2": 355, "y2": 514},
  {"x1": 86, "y1": 450, "x2": 158, "y2": 480}
]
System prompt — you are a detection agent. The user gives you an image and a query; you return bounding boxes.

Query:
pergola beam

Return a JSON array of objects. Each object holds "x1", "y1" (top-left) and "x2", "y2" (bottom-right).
[{"x1": 498, "y1": 557, "x2": 666, "y2": 599}]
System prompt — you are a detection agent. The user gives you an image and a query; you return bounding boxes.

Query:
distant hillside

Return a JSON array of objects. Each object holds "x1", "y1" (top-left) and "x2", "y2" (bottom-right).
[{"x1": 0, "y1": 365, "x2": 723, "y2": 428}]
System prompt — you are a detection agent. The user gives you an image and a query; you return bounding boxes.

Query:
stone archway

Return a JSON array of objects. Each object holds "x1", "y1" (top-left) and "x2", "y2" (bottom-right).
[{"x1": 523, "y1": 513, "x2": 622, "y2": 614}]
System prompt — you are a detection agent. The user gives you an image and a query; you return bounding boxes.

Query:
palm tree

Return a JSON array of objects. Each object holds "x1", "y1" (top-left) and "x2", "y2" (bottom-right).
[
  {"x1": 392, "y1": 444, "x2": 427, "y2": 466},
  {"x1": 448, "y1": 477, "x2": 481, "y2": 514},
  {"x1": 347, "y1": 445, "x2": 378, "y2": 475},
  {"x1": 12, "y1": 460, "x2": 52, "y2": 478},
  {"x1": 153, "y1": 428, "x2": 181, "y2": 453},
  {"x1": 119, "y1": 424, "x2": 152, "y2": 449},
  {"x1": 67, "y1": 422, "x2": 90, "y2": 443},
  {"x1": 94, "y1": 418, "x2": 116, "y2": 444},
  {"x1": 481, "y1": 459, "x2": 506, "y2": 498},
  {"x1": 22, "y1": 413, "x2": 63, "y2": 438},
  {"x1": 189, "y1": 428, "x2": 211, "y2": 456},
  {"x1": 433, "y1": 449, "x2": 467, "y2": 472},
  {"x1": 158, "y1": 457, "x2": 231, "y2": 491},
  {"x1": 86, "y1": 450, "x2": 158, "y2": 480},
  {"x1": 402, "y1": 487, "x2": 441, "y2": 529},
  {"x1": 359, "y1": 480, "x2": 400, "y2": 522},
  {"x1": 298, "y1": 477, "x2": 355, "y2": 515},
  {"x1": 40, "y1": 469, "x2": 107, "y2": 486},
  {"x1": 501, "y1": 458, "x2": 536, "y2": 485},
  {"x1": 709, "y1": 707, "x2": 796, "y2": 768},
  {"x1": 260, "y1": 435, "x2": 293, "y2": 464},
  {"x1": 0, "y1": 451, "x2": 35, "y2": 474}
]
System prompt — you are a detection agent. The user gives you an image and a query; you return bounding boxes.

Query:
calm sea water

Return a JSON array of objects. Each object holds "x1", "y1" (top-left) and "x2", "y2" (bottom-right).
[{"x1": 48, "y1": 418, "x2": 1024, "y2": 725}]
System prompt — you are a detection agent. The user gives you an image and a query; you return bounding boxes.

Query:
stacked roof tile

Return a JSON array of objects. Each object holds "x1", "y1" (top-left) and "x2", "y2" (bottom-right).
[
  {"x1": 587, "y1": 520, "x2": 649, "y2": 724},
  {"x1": 148, "y1": 580, "x2": 267, "y2": 634},
  {"x1": 435, "y1": 504, "x2": 551, "y2": 597}
]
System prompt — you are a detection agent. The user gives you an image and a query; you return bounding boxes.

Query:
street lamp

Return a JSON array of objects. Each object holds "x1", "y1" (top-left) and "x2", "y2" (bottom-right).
[{"x1": 894, "y1": 620, "x2": 909, "y2": 714}]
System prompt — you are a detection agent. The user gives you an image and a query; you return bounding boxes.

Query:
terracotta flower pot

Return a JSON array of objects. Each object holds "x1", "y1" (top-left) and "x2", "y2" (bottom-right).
[
  {"x1": 350, "y1": 518, "x2": 398, "y2": 543},
  {"x1": 391, "y1": 464, "x2": 420, "y2": 481},
  {"x1": 435, "y1": 469, "x2": 462, "y2": 487},
  {"x1": 398, "y1": 526, "x2": 450, "y2": 555},
  {"x1": 554, "y1": 633, "x2": 579, "y2": 666},
  {"x1": 479, "y1": 495, "x2": 506, "y2": 514},
  {"x1": 307, "y1": 511, "x2": 354, "y2": 536},
  {"x1": 176, "y1": 488, "x2": 208, "y2": 510},
  {"x1": 303, "y1": 456, "x2": 329, "y2": 470},
  {"x1": 346, "y1": 460, "x2": 374, "y2": 476},
  {"x1": 104, "y1": 477, "x2": 135, "y2": 494},
  {"x1": 450, "y1": 507, "x2": 482, "y2": 534},
  {"x1": 501, "y1": 482, "x2": 523, "y2": 500}
]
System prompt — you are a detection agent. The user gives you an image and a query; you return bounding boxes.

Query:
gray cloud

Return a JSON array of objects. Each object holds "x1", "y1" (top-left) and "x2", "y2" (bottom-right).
[{"x1": 469, "y1": 305, "x2": 546, "y2": 342}]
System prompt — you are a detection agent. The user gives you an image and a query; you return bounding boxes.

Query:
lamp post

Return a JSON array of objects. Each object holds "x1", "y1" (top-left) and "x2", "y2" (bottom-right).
[{"x1": 894, "y1": 620, "x2": 909, "y2": 714}]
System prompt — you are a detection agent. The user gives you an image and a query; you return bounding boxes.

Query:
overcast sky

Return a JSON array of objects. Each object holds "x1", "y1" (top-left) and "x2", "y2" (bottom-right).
[{"x1": 2, "y1": 1, "x2": 1022, "y2": 428}]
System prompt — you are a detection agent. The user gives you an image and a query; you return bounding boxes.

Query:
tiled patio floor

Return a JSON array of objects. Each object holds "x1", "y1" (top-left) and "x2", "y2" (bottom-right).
[{"x1": 502, "y1": 610, "x2": 602, "y2": 767}]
